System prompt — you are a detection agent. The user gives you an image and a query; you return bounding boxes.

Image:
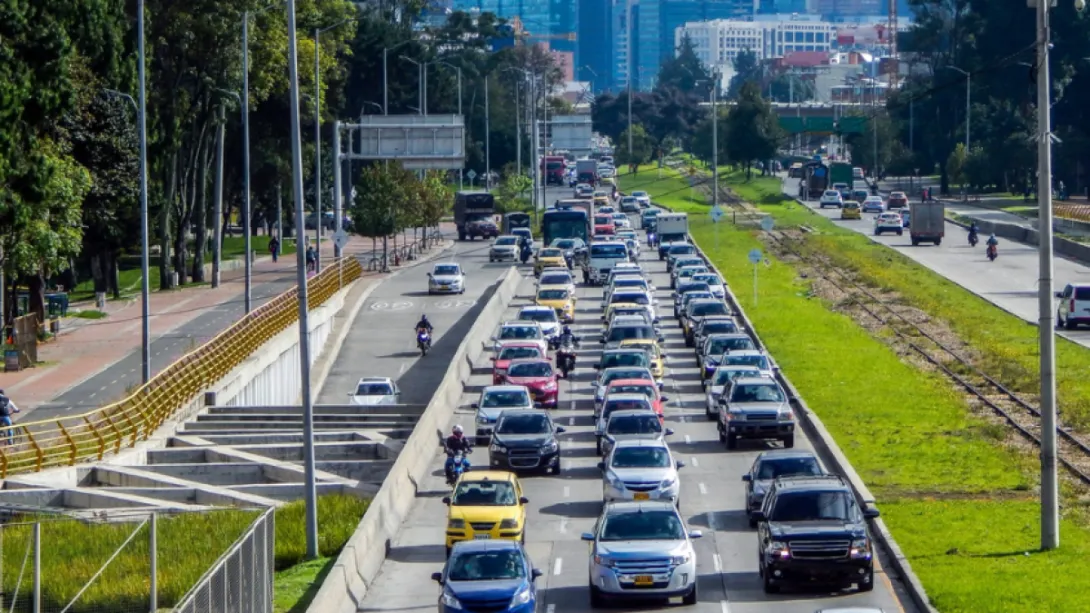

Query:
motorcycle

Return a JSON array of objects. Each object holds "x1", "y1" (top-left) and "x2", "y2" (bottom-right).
[
  {"x1": 520, "y1": 246, "x2": 532, "y2": 265},
  {"x1": 987, "y1": 243, "x2": 998, "y2": 261},
  {"x1": 557, "y1": 341, "x2": 578, "y2": 378},
  {"x1": 417, "y1": 328, "x2": 431, "y2": 356},
  {"x1": 968, "y1": 230, "x2": 979, "y2": 247},
  {"x1": 647, "y1": 232, "x2": 657, "y2": 248},
  {"x1": 444, "y1": 448, "x2": 471, "y2": 485}
]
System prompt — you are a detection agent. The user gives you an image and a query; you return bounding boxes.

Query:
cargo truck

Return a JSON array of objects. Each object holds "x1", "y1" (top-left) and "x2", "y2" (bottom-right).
[
  {"x1": 503, "y1": 212, "x2": 532, "y2": 234},
  {"x1": 803, "y1": 163, "x2": 829, "y2": 200},
  {"x1": 453, "y1": 191, "x2": 497, "y2": 241},
  {"x1": 829, "y1": 162, "x2": 853, "y2": 189},
  {"x1": 909, "y1": 201, "x2": 945, "y2": 246},
  {"x1": 540, "y1": 155, "x2": 566, "y2": 186},
  {"x1": 655, "y1": 213, "x2": 689, "y2": 257},
  {"x1": 576, "y1": 159, "x2": 599, "y2": 185}
]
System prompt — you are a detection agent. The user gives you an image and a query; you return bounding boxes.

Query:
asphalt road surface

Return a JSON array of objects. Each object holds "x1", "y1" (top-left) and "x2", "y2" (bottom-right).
[
  {"x1": 28, "y1": 270, "x2": 298, "y2": 422},
  {"x1": 355, "y1": 235, "x2": 915, "y2": 612},
  {"x1": 316, "y1": 236, "x2": 513, "y2": 406},
  {"x1": 785, "y1": 178, "x2": 1090, "y2": 350}
]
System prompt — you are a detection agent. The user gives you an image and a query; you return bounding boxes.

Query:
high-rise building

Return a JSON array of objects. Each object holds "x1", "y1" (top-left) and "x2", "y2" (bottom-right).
[
  {"x1": 660, "y1": 0, "x2": 754, "y2": 62},
  {"x1": 577, "y1": 0, "x2": 614, "y2": 91},
  {"x1": 454, "y1": 0, "x2": 578, "y2": 61},
  {"x1": 677, "y1": 15, "x2": 837, "y2": 71},
  {"x1": 812, "y1": 0, "x2": 884, "y2": 19}
]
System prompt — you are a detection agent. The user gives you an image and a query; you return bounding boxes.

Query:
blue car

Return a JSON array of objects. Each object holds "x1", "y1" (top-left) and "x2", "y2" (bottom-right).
[{"x1": 432, "y1": 540, "x2": 543, "y2": 613}]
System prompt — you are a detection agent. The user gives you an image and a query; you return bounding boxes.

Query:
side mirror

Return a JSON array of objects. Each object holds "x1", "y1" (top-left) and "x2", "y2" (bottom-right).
[
  {"x1": 532, "y1": 568, "x2": 544, "y2": 580},
  {"x1": 427, "y1": 272, "x2": 432, "y2": 277},
  {"x1": 665, "y1": 428, "x2": 675, "y2": 435},
  {"x1": 471, "y1": 403, "x2": 479, "y2": 409},
  {"x1": 751, "y1": 511, "x2": 767, "y2": 522},
  {"x1": 489, "y1": 357, "x2": 496, "y2": 361},
  {"x1": 599, "y1": 339, "x2": 606, "y2": 344},
  {"x1": 556, "y1": 426, "x2": 566, "y2": 433},
  {"x1": 441, "y1": 496, "x2": 451, "y2": 505},
  {"x1": 431, "y1": 572, "x2": 444, "y2": 584},
  {"x1": 1056, "y1": 292, "x2": 1064, "y2": 299},
  {"x1": 519, "y1": 496, "x2": 530, "y2": 504},
  {"x1": 652, "y1": 317, "x2": 661, "y2": 324},
  {"x1": 688, "y1": 530, "x2": 703, "y2": 539},
  {"x1": 581, "y1": 532, "x2": 595, "y2": 541},
  {"x1": 661, "y1": 396, "x2": 670, "y2": 402},
  {"x1": 676, "y1": 460, "x2": 686, "y2": 469},
  {"x1": 658, "y1": 382, "x2": 664, "y2": 391},
  {"x1": 863, "y1": 507, "x2": 881, "y2": 519},
  {"x1": 597, "y1": 461, "x2": 605, "y2": 470}
]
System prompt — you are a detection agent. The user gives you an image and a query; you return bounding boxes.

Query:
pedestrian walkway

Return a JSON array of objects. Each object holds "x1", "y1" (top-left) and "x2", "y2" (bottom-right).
[{"x1": 0, "y1": 227, "x2": 445, "y2": 414}]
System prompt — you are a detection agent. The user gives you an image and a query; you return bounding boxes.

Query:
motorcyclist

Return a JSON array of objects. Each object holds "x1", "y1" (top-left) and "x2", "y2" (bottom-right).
[
  {"x1": 968, "y1": 221, "x2": 979, "y2": 244},
  {"x1": 555, "y1": 326, "x2": 580, "y2": 376},
  {"x1": 444, "y1": 425, "x2": 472, "y2": 481},
  {"x1": 415, "y1": 315, "x2": 434, "y2": 347},
  {"x1": 986, "y1": 233, "x2": 998, "y2": 247},
  {"x1": 520, "y1": 240, "x2": 533, "y2": 264}
]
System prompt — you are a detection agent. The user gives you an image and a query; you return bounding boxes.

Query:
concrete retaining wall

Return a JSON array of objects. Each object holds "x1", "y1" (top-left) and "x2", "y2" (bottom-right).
[
  {"x1": 305, "y1": 267, "x2": 524, "y2": 613},
  {"x1": 950, "y1": 215, "x2": 1090, "y2": 265}
]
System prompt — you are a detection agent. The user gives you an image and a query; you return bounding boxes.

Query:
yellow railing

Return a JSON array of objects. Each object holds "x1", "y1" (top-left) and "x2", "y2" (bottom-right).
[{"x1": 0, "y1": 258, "x2": 364, "y2": 477}]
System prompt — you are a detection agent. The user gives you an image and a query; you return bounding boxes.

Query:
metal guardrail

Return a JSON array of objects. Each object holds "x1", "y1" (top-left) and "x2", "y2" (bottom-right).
[
  {"x1": 365, "y1": 227, "x2": 443, "y2": 272},
  {"x1": 0, "y1": 258, "x2": 363, "y2": 477}
]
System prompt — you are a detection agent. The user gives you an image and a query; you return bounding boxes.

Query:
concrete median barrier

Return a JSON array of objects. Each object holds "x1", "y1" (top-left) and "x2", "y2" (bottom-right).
[{"x1": 305, "y1": 266, "x2": 524, "y2": 613}]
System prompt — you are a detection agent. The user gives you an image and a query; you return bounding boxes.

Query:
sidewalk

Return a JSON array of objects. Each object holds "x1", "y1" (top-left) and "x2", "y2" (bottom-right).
[{"x1": 0, "y1": 227, "x2": 446, "y2": 412}]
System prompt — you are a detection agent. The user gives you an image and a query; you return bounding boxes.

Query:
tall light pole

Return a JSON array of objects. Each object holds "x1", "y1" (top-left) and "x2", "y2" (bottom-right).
[
  {"x1": 1033, "y1": 0, "x2": 1086, "y2": 552},
  {"x1": 626, "y1": 0, "x2": 633, "y2": 160},
  {"x1": 136, "y1": 0, "x2": 151, "y2": 384},
  {"x1": 382, "y1": 40, "x2": 413, "y2": 115},
  {"x1": 437, "y1": 61, "x2": 463, "y2": 189},
  {"x1": 313, "y1": 20, "x2": 351, "y2": 273},
  {"x1": 285, "y1": 0, "x2": 320, "y2": 560},
  {"x1": 485, "y1": 75, "x2": 491, "y2": 190},
  {"x1": 946, "y1": 65, "x2": 970, "y2": 152},
  {"x1": 400, "y1": 55, "x2": 425, "y2": 116}
]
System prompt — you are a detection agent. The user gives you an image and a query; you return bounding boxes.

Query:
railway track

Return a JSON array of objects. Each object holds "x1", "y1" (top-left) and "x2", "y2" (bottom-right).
[{"x1": 713, "y1": 187, "x2": 1090, "y2": 486}]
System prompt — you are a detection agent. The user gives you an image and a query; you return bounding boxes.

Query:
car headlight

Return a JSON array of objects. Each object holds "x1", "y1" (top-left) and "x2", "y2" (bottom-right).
[
  {"x1": 509, "y1": 583, "x2": 533, "y2": 606},
  {"x1": 670, "y1": 553, "x2": 691, "y2": 565},
  {"x1": 851, "y1": 537, "x2": 872, "y2": 559},
  {"x1": 440, "y1": 589, "x2": 462, "y2": 608},
  {"x1": 593, "y1": 554, "x2": 616, "y2": 567},
  {"x1": 726, "y1": 410, "x2": 744, "y2": 421},
  {"x1": 605, "y1": 471, "x2": 624, "y2": 488},
  {"x1": 777, "y1": 407, "x2": 794, "y2": 421},
  {"x1": 752, "y1": 483, "x2": 767, "y2": 496},
  {"x1": 448, "y1": 518, "x2": 466, "y2": 529},
  {"x1": 542, "y1": 380, "x2": 557, "y2": 391},
  {"x1": 540, "y1": 440, "x2": 558, "y2": 453},
  {"x1": 499, "y1": 519, "x2": 520, "y2": 530},
  {"x1": 476, "y1": 414, "x2": 490, "y2": 424},
  {"x1": 490, "y1": 443, "x2": 507, "y2": 453},
  {"x1": 767, "y1": 541, "x2": 790, "y2": 559}
]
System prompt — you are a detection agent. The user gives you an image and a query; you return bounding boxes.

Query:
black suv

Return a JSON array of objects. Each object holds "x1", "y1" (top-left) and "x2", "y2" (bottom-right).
[
  {"x1": 752, "y1": 475, "x2": 879, "y2": 594},
  {"x1": 487, "y1": 409, "x2": 565, "y2": 475}
]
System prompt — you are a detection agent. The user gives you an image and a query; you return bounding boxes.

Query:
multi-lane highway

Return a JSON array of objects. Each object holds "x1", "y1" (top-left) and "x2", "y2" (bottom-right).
[
  {"x1": 355, "y1": 216, "x2": 914, "y2": 612},
  {"x1": 785, "y1": 178, "x2": 1090, "y2": 349}
]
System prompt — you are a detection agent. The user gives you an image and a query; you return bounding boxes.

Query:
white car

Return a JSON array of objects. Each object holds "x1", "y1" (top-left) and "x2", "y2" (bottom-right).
[
  {"x1": 600, "y1": 438, "x2": 682, "y2": 503},
  {"x1": 818, "y1": 190, "x2": 843, "y2": 209},
  {"x1": 517, "y1": 305, "x2": 561, "y2": 340},
  {"x1": 873, "y1": 212, "x2": 904, "y2": 236},
  {"x1": 1057, "y1": 283, "x2": 1090, "y2": 329},
  {"x1": 718, "y1": 350, "x2": 775, "y2": 378},
  {"x1": 631, "y1": 191, "x2": 651, "y2": 207},
  {"x1": 427, "y1": 262, "x2": 465, "y2": 294},
  {"x1": 491, "y1": 322, "x2": 548, "y2": 355},
  {"x1": 592, "y1": 366, "x2": 658, "y2": 412},
  {"x1": 691, "y1": 273, "x2": 726, "y2": 299},
  {"x1": 349, "y1": 376, "x2": 400, "y2": 405},
  {"x1": 604, "y1": 290, "x2": 657, "y2": 320},
  {"x1": 472, "y1": 385, "x2": 534, "y2": 442}
]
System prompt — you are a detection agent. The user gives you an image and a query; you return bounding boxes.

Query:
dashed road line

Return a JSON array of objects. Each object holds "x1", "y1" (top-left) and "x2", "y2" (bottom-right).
[
  {"x1": 553, "y1": 557, "x2": 563, "y2": 576},
  {"x1": 698, "y1": 482, "x2": 707, "y2": 495}
]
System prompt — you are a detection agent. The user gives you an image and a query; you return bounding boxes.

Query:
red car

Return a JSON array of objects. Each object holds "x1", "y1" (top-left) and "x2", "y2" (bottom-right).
[
  {"x1": 602, "y1": 378, "x2": 667, "y2": 422},
  {"x1": 503, "y1": 358, "x2": 559, "y2": 408},
  {"x1": 491, "y1": 342, "x2": 546, "y2": 385}
]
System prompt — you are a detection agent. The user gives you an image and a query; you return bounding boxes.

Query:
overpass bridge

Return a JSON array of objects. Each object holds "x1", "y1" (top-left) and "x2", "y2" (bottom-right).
[{"x1": 700, "y1": 100, "x2": 873, "y2": 134}]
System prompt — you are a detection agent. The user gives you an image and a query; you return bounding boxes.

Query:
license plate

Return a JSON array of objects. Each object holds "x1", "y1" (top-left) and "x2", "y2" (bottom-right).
[
  {"x1": 440, "y1": 285, "x2": 450, "y2": 289},
  {"x1": 633, "y1": 492, "x2": 650, "y2": 500},
  {"x1": 634, "y1": 575, "x2": 653, "y2": 586},
  {"x1": 474, "y1": 534, "x2": 491, "y2": 540}
]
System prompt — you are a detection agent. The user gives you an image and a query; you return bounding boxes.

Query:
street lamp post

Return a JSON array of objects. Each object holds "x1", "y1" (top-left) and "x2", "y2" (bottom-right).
[
  {"x1": 485, "y1": 75, "x2": 491, "y2": 190},
  {"x1": 436, "y1": 61, "x2": 464, "y2": 189},
  {"x1": 313, "y1": 20, "x2": 350, "y2": 273},
  {"x1": 946, "y1": 65, "x2": 970, "y2": 152},
  {"x1": 400, "y1": 56, "x2": 425, "y2": 116},
  {"x1": 625, "y1": 0, "x2": 633, "y2": 160},
  {"x1": 382, "y1": 41, "x2": 413, "y2": 115}
]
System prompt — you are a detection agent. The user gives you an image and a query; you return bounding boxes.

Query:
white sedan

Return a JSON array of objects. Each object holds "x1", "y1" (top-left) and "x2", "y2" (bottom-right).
[
  {"x1": 873, "y1": 212, "x2": 904, "y2": 236},
  {"x1": 818, "y1": 190, "x2": 843, "y2": 208},
  {"x1": 427, "y1": 262, "x2": 465, "y2": 294},
  {"x1": 350, "y1": 377, "x2": 400, "y2": 406},
  {"x1": 631, "y1": 191, "x2": 651, "y2": 207}
]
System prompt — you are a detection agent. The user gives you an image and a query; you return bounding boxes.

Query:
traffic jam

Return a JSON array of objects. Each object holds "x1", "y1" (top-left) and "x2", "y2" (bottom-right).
[{"x1": 427, "y1": 182, "x2": 890, "y2": 613}]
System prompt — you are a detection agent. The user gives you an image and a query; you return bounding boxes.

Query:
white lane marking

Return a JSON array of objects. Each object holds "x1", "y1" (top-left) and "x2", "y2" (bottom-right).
[
  {"x1": 398, "y1": 362, "x2": 407, "y2": 375},
  {"x1": 99, "y1": 386, "x2": 107, "y2": 392},
  {"x1": 720, "y1": 600, "x2": 731, "y2": 613},
  {"x1": 111, "y1": 379, "x2": 118, "y2": 385},
  {"x1": 547, "y1": 605, "x2": 556, "y2": 613},
  {"x1": 698, "y1": 482, "x2": 707, "y2": 495},
  {"x1": 559, "y1": 517, "x2": 568, "y2": 533},
  {"x1": 684, "y1": 434, "x2": 691, "y2": 445},
  {"x1": 691, "y1": 457, "x2": 699, "y2": 468},
  {"x1": 553, "y1": 557, "x2": 563, "y2": 576},
  {"x1": 568, "y1": 417, "x2": 574, "y2": 426},
  {"x1": 713, "y1": 554, "x2": 722, "y2": 573},
  {"x1": 89, "y1": 393, "x2": 97, "y2": 399},
  {"x1": 563, "y1": 486, "x2": 570, "y2": 498}
]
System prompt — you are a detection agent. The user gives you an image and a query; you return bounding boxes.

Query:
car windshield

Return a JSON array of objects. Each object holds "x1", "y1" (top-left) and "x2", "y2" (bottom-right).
[
  {"x1": 540, "y1": 248, "x2": 563, "y2": 258},
  {"x1": 496, "y1": 413, "x2": 551, "y2": 435},
  {"x1": 770, "y1": 491, "x2": 853, "y2": 522},
  {"x1": 600, "y1": 511, "x2": 685, "y2": 541},
  {"x1": 498, "y1": 346, "x2": 541, "y2": 361},
  {"x1": 757, "y1": 457, "x2": 824, "y2": 480},
  {"x1": 708, "y1": 337, "x2": 753, "y2": 355},
  {"x1": 355, "y1": 383, "x2": 393, "y2": 396},
  {"x1": 611, "y1": 293, "x2": 649, "y2": 305},
  {"x1": 674, "y1": 258, "x2": 702, "y2": 269},
  {"x1": 554, "y1": 240, "x2": 576, "y2": 249},
  {"x1": 613, "y1": 280, "x2": 648, "y2": 291},
  {"x1": 605, "y1": 399, "x2": 652, "y2": 413},
  {"x1": 701, "y1": 321, "x2": 738, "y2": 336},
  {"x1": 591, "y1": 244, "x2": 628, "y2": 258},
  {"x1": 595, "y1": 216, "x2": 611, "y2": 225},
  {"x1": 608, "y1": 415, "x2": 663, "y2": 436},
  {"x1": 725, "y1": 354, "x2": 769, "y2": 369},
  {"x1": 693, "y1": 275, "x2": 722, "y2": 287},
  {"x1": 611, "y1": 445, "x2": 670, "y2": 466},
  {"x1": 679, "y1": 284, "x2": 711, "y2": 296},
  {"x1": 691, "y1": 302, "x2": 729, "y2": 317},
  {"x1": 609, "y1": 384, "x2": 655, "y2": 398},
  {"x1": 603, "y1": 369, "x2": 649, "y2": 385},
  {"x1": 507, "y1": 362, "x2": 553, "y2": 378},
  {"x1": 482, "y1": 390, "x2": 530, "y2": 408},
  {"x1": 538, "y1": 289, "x2": 569, "y2": 301},
  {"x1": 679, "y1": 267, "x2": 707, "y2": 278},
  {"x1": 519, "y1": 310, "x2": 557, "y2": 323},
  {"x1": 668, "y1": 245, "x2": 695, "y2": 256},
  {"x1": 540, "y1": 274, "x2": 571, "y2": 286},
  {"x1": 451, "y1": 481, "x2": 518, "y2": 506},
  {"x1": 434, "y1": 265, "x2": 460, "y2": 276},
  {"x1": 633, "y1": 191, "x2": 647, "y2": 198},
  {"x1": 712, "y1": 368, "x2": 759, "y2": 386},
  {"x1": 447, "y1": 550, "x2": 526, "y2": 582},
  {"x1": 495, "y1": 237, "x2": 518, "y2": 246},
  {"x1": 500, "y1": 326, "x2": 540, "y2": 339},
  {"x1": 602, "y1": 353, "x2": 651, "y2": 368},
  {"x1": 730, "y1": 383, "x2": 785, "y2": 403},
  {"x1": 611, "y1": 310, "x2": 649, "y2": 322},
  {"x1": 608, "y1": 326, "x2": 654, "y2": 342}
]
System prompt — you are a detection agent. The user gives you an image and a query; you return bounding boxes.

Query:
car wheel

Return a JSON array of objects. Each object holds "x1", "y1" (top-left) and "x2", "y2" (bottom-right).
[
  {"x1": 897, "y1": 230, "x2": 903, "y2": 236},
  {"x1": 1067, "y1": 317, "x2": 1078, "y2": 330},
  {"x1": 726, "y1": 434, "x2": 738, "y2": 450},
  {"x1": 589, "y1": 584, "x2": 606, "y2": 608},
  {"x1": 706, "y1": 408, "x2": 717, "y2": 421},
  {"x1": 553, "y1": 463, "x2": 562, "y2": 476},
  {"x1": 858, "y1": 568, "x2": 875, "y2": 592},
  {"x1": 763, "y1": 572, "x2": 779, "y2": 594},
  {"x1": 595, "y1": 438, "x2": 602, "y2": 455},
  {"x1": 748, "y1": 514, "x2": 758, "y2": 529},
  {"x1": 782, "y1": 434, "x2": 795, "y2": 449},
  {"x1": 1057, "y1": 312, "x2": 1065, "y2": 330},
  {"x1": 717, "y1": 424, "x2": 726, "y2": 442},
  {"x1": 682, "y1": 582, "x2": 698, "y2": 605}
]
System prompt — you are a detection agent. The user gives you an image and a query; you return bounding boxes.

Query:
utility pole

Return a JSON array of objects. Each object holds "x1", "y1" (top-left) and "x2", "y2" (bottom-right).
[
  {"x1": 333, "y1": 120, "x2": 343, "y2": 259},
  {"x1": 485, "y1": 75, "x2": 491, "y2": 190},
  {"x1": 711, "y1": 72, "x2": 718, "y2": 209},
  {"x1": 909, "y1": 98, "x2": 914, "y2": 152},
  {"x1": 514, "y1": 80, "x2": 521, "y2": 176},
  {"x1": 136, "y1": 0, "x2": 151, "y2": 384},
  {"x1": 212, "y1": 104, "x2": 225, "y2": 288},
  {"x1": 626, "y1": 0, "x2": 633, "y2": 159}
]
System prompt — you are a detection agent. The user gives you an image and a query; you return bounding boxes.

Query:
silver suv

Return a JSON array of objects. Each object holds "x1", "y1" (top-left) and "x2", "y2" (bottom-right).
[
  {"x1": 599, "y1": 439, "x2": 683, "y2": 504},
  {"x1": 583, "y1": 501, "x2": 701, "y2": 606},
  {"x1": 599, "y1": 409, "x2": 674, "y2": 458},
  {"x1": 717, "y1": 376, "x2": 795, "y2": 449}
]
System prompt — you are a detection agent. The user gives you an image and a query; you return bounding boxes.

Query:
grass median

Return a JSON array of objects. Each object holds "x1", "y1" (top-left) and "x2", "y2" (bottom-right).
[
  {"x1": 1, "y1": 494, "x2": 367, "y2": 613},
  {"x1": 620, "y1": 165, "x2": 1090, "y2": 612}
]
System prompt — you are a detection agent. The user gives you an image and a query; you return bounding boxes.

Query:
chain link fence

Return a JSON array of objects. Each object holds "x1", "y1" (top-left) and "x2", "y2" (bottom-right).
[{"x1": 0, "y1": 507, "x2": 273, "y2": 613}]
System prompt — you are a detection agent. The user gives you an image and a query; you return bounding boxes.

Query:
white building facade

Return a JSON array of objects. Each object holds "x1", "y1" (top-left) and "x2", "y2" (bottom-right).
[{"x1": 676, "y1": 16, "x2": 838, "y2": 65}]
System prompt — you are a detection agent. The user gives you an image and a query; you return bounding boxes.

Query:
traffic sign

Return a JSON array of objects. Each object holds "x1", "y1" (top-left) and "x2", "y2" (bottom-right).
[
  {"x1": 710, "y1": 205, "x2": 725, "y2": 223},
  {"x1": 466, "y1": 169, "x2": 478, "y2": 180},
  {"x1": 760, "y1": 216, "x2": 774, "y2": 232},
  {"x1": 748, "y1": 248, "x2": 763, "y2": 264},
  {"x1": 333, "y1": 229, "x2": 350, "y2": 251}
]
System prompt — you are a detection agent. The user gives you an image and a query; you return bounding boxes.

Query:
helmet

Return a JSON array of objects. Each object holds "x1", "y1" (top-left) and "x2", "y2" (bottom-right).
[
  {"x1": 563, "y1": 326, "x2": 572, "y2": 335},
  {"x1": 421, "y1": 315, "x2": 429, "y2": 323},
  {"x1": 452, "y1": 424, "x2": 464, "y2": 435}
]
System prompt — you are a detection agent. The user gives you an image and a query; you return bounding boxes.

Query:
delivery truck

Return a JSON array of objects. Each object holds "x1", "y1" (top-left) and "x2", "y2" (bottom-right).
[
  {"x1": 576, "y1": 159, "x2": 599, "y2": 185},
  {"x1": 909, "y1": 201, "x2": 945, "y2": 246}
]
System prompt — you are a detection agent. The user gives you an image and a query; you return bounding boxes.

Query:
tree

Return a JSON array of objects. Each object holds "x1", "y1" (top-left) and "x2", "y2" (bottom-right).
[
  {"x1": 843, "y1": 112, "x2": 896, "y2": 178},
  {"x1": 416, "y1": 171, "x2": 451, "y2": 231},
  {"x1": 690, "y1": 107, "x2": 729, "y2": 168},
  {"x1": 946, "y1": 142, "x2": 967, "y2": 189},
  {"x1": 615, "y1": 125, "x2": 655, "y2": 168},
  {"x1": 496, "y1": 173, "x2": 532, "y2": 213},
  {"x1": 724, "y1": 82, "x2": 782, "y2": 179},
  {"x1": 727, "y1": 50, "x2": 760, "y2": 100},
  {"x1": 350, "y1": 162, "x2": 416, "y2": 262},
  {"x1": 769, "y1": 73, "x2": 814, "y2": 103},
  {"x1": 656, "y1": 35, "x2": 711, "y2": 97}
]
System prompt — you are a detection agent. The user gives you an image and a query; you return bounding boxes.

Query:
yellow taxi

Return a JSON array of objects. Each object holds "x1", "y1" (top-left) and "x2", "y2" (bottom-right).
[
  {"x1": 619, "y1": 338, "x2": 666, "y2": 380},
  {"x1": 443, "y1": 471, "x2": 528, "y2": 556},
  {"x1": 601, "y1": 302, "x2": 655, "y2": 329},
  {"x1": 593, "y1": 195, "x2": 610, "y2": 209},
  {"x1": 840, "y1": 201, "x2": 861, "y2": 220},
  {"x1": 536, "y1": 284, "x2": 576, "y2": 323},
  {"x1": 534, "y1": 247, "x2": 569, "y2": 276}
]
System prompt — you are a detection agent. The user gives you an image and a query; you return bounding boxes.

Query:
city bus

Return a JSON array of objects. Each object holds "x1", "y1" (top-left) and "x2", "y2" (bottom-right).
[{"x1": 542, "y1": 205, "x2": 589, "y2": 248}]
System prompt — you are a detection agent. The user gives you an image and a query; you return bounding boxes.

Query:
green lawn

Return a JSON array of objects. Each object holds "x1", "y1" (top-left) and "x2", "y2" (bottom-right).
[{"x1": 618, "y1": 164, "x2": 1090, "y2": 612}]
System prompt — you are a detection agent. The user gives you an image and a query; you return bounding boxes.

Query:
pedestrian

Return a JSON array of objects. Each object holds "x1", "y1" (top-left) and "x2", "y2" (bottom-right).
[
  {"x1": 0, "y1": 390, "x2": 20, "y2": 446},
  {"x1": 269, "y1": 236, "x2": 280, "y2": 263},
  {"x1": 305, "y1": 245, "x2": 317, "y2": 273}
]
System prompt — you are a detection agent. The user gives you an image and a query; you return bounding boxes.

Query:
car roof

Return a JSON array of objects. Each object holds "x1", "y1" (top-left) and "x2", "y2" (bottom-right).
[
  {"x1": 458, "y1": 470, "x2": 518, "y2": 483},
  {"x1": 608, "y1": 378, "x2": 656, "y2": 386},
  {"x1": 449, "y1": 539, "x2": 524, "y2": 555},
  {"x1": 433, "y1": 261, "x2": 462, "y2": 268},
  {"x1": 502, "y1": 321, "x2": 542, "y2": 328},
  {"x1": 496, "y1": 341, "x2": 543, "y2": 349},
  {"x1": 773, "y1": 474, "x2": 849, "y2": 492},
  {"x1": 603, "y1": 500, "x2": 677, "y2": 514},
  {"x1": 482, "y1": 385, "x2": 531, "y2": 393},
  {"x1": 755, "y1": 449, "x2": 819, "y2": 462},
  {"x1": 733, "y1": 376, "x2": 780, "y2": 386},
  {"x1": 605, "y1": 393, "x2": 653, "y2": 403},
  {"x1": 537, "y1": 285, "x2": 571, "y2": 292},
  {"x1": 604, "y1": 348, "x2": 647, "y2": 355},
  {"x1": 706, "y1": 332, "x2": 750, "y2": 341},
  {"x1": 519, "y1": 305, "x2": 554, "y2": 312},
  {"x1": 356, "y1": 376, "x2": 394, "y2": 384},
  {"x1": 507, "y1": 358, "x2": 552, "y2": 366},
  {"x1": 608, "y1": 408, "x2": 660, "y2": 420},
  {"x1": 498, "y1": 408, "x2": 550, "y2": 420},
  {"x1": 728, "y1": 349, "x2": 766, "y2": 357}
]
